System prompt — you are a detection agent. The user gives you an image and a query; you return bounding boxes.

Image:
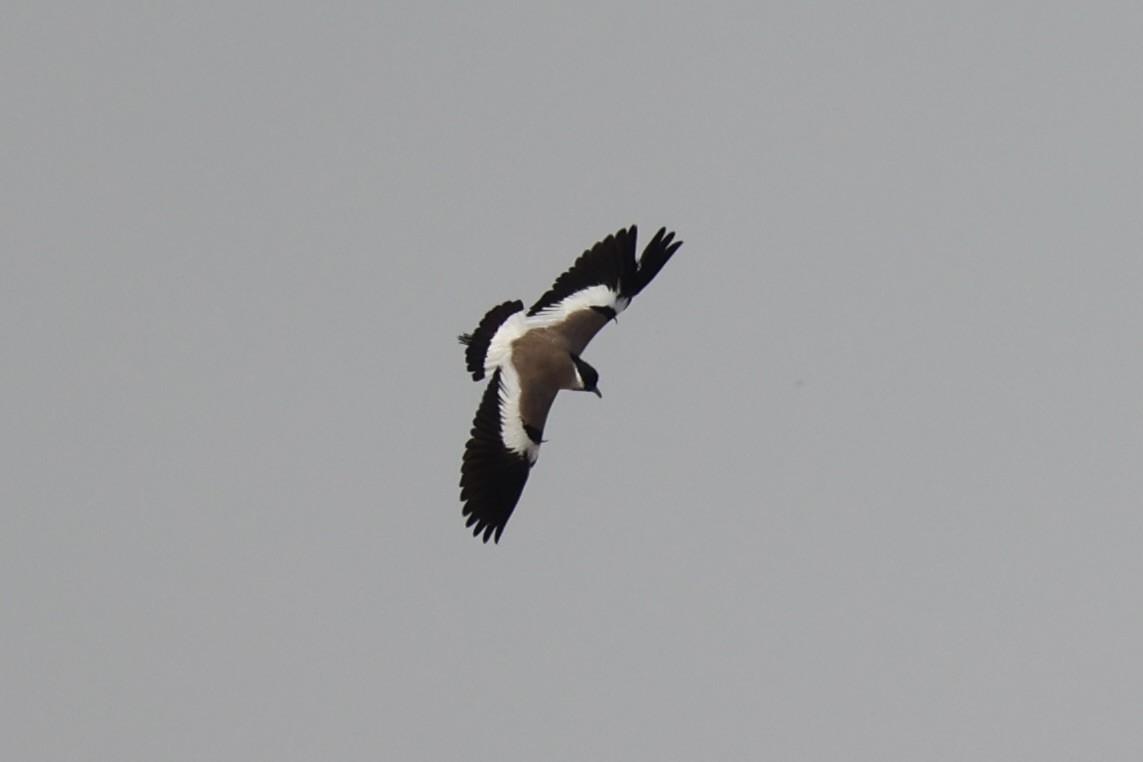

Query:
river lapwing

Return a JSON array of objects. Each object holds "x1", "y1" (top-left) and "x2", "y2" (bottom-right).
[{"x1": 458, "y1": 225, "x2": 683, "y2": 543}]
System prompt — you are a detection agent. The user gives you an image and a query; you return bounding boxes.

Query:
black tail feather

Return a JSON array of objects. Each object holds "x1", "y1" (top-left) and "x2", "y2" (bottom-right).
[{"x1": 460, "y1": 300, "x2": 524, "y2": 381}]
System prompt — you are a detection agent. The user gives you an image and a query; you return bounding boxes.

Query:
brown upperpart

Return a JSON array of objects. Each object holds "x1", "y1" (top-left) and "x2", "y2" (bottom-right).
[{"x1": 510, "y1": 310, "x2": 607, "y2": 433}]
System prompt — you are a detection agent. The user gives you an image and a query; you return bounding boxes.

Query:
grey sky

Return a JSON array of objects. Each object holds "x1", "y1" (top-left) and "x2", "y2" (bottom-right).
[{"x1": 4, "y1": 2, "x2": 1142, "y2": 759}]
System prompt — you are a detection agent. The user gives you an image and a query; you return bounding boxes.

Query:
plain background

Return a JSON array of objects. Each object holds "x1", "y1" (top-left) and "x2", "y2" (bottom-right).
[{"x1": 4, "y1": 2, "x2": 1142, "y2": 759}]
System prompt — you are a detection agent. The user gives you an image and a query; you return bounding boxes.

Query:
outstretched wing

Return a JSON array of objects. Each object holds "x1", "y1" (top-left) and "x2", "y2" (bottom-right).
[
  {"x1": 459, "y1": 368, "x2": 536, "y2": 543},
  {"x1": 526, "y1": 226, "x2": 683, "y2": 355}
]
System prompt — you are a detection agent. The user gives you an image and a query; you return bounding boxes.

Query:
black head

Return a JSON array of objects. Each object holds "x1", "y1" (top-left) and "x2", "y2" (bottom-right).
[{"x1": 569, "y1": 354, "x2": 602, "y2": 398}]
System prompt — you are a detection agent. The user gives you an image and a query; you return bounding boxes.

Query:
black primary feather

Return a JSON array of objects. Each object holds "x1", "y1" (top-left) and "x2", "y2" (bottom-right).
[
  {"x1": 629, "y1": 227, "x2": 683, "y2": 298},
  {"x1": 459, "y1": 369, "x2": 532, "y2": 543}
]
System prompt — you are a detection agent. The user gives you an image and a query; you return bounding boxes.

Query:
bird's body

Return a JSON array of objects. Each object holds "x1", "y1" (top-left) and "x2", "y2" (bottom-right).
[{"x1": 458, "y1": 225, "x2": 682, "y2": 542}]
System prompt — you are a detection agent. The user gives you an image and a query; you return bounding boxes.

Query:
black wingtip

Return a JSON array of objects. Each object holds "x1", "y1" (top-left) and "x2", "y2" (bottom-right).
[
  {"x1": 629, "y1": 227, "x2": 682, "y2": 298},
  {"x1": 470, "y1": 522, "x2": 502, "y2": 543},
  {"x1": 465, "y1": 508, "x2": 508, "y2": 544},
  {"x1": 465, "y1": 515, "x2": 500, "y2": 543},
  {"x1": 460, "y1": 369, "x2": 531, "y2": 544}
]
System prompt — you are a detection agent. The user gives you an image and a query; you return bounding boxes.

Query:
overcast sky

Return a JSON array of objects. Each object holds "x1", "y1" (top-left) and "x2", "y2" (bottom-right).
[{"x1": 4, "y1": 2, "x2": 1142, "y2": 760}]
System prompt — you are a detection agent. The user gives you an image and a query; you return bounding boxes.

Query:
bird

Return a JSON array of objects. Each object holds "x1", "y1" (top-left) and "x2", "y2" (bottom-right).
[{"x1": 457, "y1": 225, "x2": 683, "y2": 543}]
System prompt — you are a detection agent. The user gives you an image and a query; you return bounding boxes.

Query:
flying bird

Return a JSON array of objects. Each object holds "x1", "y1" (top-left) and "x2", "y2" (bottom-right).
[{"x1": 458, "y1": 225, "x2": 683, "y2": 542}]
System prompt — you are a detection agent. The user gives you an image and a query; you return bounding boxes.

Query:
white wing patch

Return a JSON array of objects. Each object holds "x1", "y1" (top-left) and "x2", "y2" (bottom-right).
[
  {"x1": 498, "y1": 363, "x2": 540, "y2": 463},
  {"x1": 527, "y1": 284, "x2": 631, "y2": 330},
  {"x1": 482, "y1": 312, "x2": 539, "y2": 463}
]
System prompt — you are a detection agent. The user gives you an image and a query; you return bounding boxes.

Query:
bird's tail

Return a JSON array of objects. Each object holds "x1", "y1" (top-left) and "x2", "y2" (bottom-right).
[{"x1": 459, "y1": 299, "x2": 524, "y2": 381}]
